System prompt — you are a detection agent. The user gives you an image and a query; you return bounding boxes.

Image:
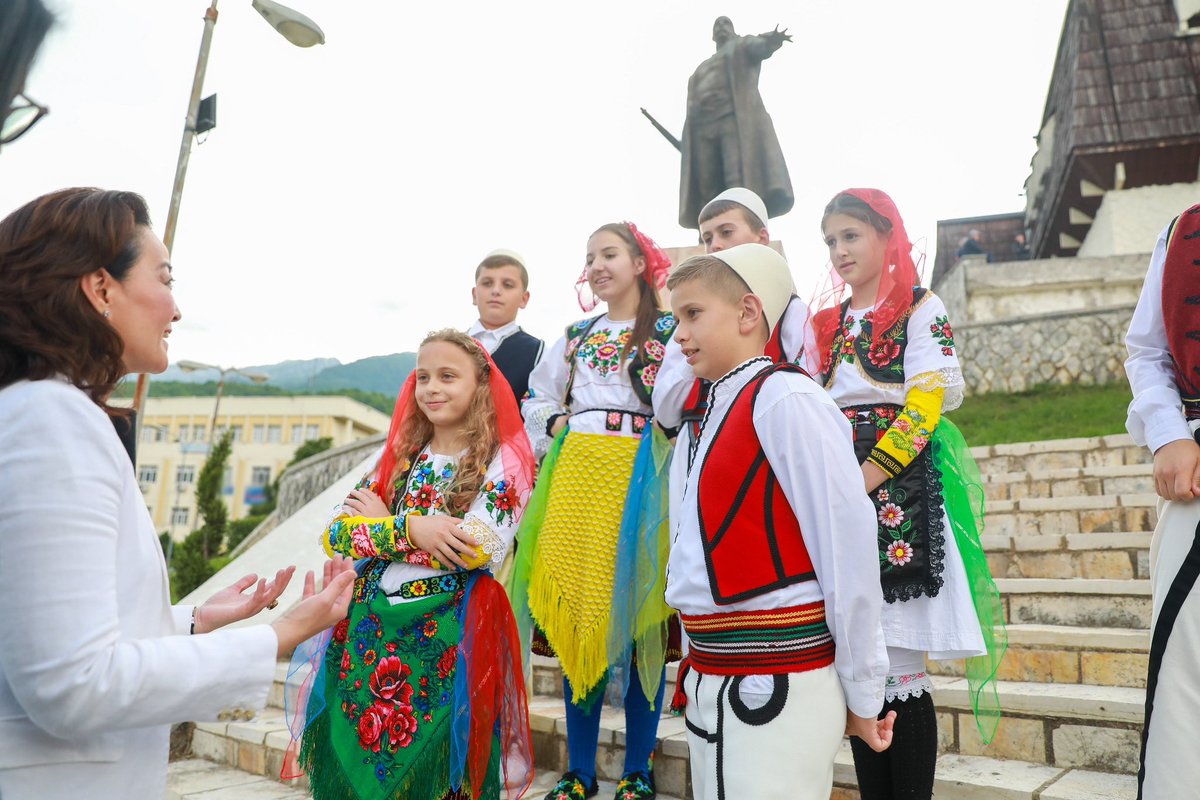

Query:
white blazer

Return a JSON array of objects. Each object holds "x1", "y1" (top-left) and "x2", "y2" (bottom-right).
[{"x1": 0, "y1": 379, "x2": 278, "y2": 799}]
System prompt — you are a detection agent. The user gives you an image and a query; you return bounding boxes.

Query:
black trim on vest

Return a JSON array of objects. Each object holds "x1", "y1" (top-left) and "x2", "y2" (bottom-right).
[{"x1": 696, "y1": 362, "x2": 818, "y2": 605}]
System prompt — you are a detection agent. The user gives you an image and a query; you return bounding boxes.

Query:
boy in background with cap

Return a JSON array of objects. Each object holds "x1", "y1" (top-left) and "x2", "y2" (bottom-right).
[
  {"x1": 665, "y1": 243, "x2": 893, "y2": 800},
  {"x1": 467, "y1": 248, "x2": 544, "y2": 406}
]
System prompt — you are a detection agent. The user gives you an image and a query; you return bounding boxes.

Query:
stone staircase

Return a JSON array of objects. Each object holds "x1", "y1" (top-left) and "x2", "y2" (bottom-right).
[{"x1": 168, "y1": 434, "x2": 1153, "y2": 799}]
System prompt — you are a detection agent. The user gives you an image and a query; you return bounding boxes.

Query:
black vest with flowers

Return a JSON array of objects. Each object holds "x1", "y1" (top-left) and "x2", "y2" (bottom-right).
[{"x1": 819, "y1": 288, "x2": 929, "y2": 387}]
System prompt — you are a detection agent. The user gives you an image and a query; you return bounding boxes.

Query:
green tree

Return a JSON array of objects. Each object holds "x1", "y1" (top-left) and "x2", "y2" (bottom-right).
[
  {"x1": 290, "y1": 436, "x2": 334, "y2": 465},
  {"x1": 194, "y1": 429, "x2": 235, "y2": 560}
]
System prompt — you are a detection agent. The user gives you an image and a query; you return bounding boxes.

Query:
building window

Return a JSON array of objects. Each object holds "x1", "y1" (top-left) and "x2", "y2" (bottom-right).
[
  {"x1": 251, "y1": 466, "x2": 272, "y2": 486},
  {"x1": 290, "y1": 425, "x2": 303, "y2": 443},
  {"x1": 170, "y1": 507, "x2": 189, "y2": 526},
  {"x1": 138, "y1": 465, "x2": 158, "y2": 484},
  {"x1": 193, "y1": 424, "x2": 206, "y2": 442},
  {"x1": 176, "y1": 465, "x2": 196, "y2": 485},
  {"x1": 141, "y1": 427, "x2": 166, "y2": 443},
  {"x1": 267, "y1": 425, "x2": 282, "y2": 443},
  {"x1": 230, "y1": 425, "x2": 243, "y2": 442},
  {"x1": 252, "y1": 425, "x2": 265, "y2": 443},
  {"x1": 179, "y1": 426, "x2": 190, "y2": 443},
  {"x1": 306, "y1": 424, "x2": 320, "y2": 440}
]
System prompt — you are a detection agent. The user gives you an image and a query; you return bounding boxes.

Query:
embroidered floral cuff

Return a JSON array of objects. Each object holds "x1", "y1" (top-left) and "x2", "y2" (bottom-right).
[
  {"x1": 873, "y1": 385, "x2": 944, "y2": 476},
  {"x1": 324, "y1": 513, "x2": 415, "y2": 560}
]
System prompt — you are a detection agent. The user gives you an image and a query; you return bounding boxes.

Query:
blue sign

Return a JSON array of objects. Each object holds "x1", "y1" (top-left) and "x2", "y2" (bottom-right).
[{"x1": 244, "y1": 486, "x2": 266, "y2": 505}]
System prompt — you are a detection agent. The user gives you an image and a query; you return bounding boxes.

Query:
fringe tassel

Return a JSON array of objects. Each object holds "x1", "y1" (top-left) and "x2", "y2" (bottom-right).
[
  {"x1": 298, "y1": 707, "x2": 500, "y2": 800},
  {"x1": 528, "y1": 560, "x2": 610, "y2": 704},
  {"x1": 670, "y1": 657, "x2": 691, "y2": 714}
]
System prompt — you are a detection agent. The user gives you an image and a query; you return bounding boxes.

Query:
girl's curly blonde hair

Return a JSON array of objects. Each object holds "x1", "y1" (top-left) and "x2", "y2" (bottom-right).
[{"x1": 386, "y1": 329, "x2": 499, "y2": 516}]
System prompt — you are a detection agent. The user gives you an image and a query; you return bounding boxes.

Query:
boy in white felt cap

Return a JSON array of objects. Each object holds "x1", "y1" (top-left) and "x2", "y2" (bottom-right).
[{"x1": 665, "y1": 243, "x2": 893, "y2": 800}]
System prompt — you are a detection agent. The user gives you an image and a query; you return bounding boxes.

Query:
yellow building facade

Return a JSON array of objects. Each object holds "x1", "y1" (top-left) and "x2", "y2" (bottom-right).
[{"x1": 129, "y1": 395, "x2": 389, "y2": 539}]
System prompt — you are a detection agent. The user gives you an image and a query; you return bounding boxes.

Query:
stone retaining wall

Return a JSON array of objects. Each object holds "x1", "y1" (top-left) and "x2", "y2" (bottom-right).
[
  {"x1": 275, "y1": 433, "x2": 385, "y2": 520},
  {"x1": 956, "y1": 304, "x2": 1135, "y2": 394}
]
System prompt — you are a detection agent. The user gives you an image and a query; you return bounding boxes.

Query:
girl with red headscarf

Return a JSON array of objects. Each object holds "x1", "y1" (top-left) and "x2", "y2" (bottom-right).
[
  {"x1": 809, "y1": 190, "x2": 1004, "y2": 799},
  {"x1": 296, "y1": 329, "x2": 535, "y2": 800},
  {"x1": 514, "y1": 222, "x2": 691, "y2": 800}
]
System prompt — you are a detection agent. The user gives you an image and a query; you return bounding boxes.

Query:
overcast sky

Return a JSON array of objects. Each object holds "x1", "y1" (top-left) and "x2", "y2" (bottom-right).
[{"x1": 1, "y1": 0, "x2": 1069, "y2": 367}]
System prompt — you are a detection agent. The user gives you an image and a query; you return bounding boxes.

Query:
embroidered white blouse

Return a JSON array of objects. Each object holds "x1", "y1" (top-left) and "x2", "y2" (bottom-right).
[
  {"x1": 522, "y1": 314, "x2": 692, "y2": 456},
  {"x1": 323, "y1": 447, "x2": 519, "y2": 604},
  {"x1": 1125, "y1": 222, "x2": 1195, "y2": 453},
  {"x1": 665, "y1": 358, "x2": 889, "y2": 718}
]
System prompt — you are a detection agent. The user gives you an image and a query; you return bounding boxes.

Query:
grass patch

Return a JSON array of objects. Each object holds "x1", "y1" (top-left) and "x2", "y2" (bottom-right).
[{"x1": 946, "y1": 382, "x2": 1132, "y2": 447}]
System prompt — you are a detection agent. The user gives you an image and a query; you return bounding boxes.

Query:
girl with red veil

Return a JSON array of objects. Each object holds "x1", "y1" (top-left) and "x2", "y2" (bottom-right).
[
  {"x1": 293, "y1": 329, "x2": 535, "y2": 800},
  {"x1": 809, "y1": 190, "x2": 1004, "y2": 799}
]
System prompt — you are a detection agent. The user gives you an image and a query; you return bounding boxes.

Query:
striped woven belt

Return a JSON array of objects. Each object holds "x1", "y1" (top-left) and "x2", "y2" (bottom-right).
[{"x1": 680, "y1": 601, "x2": 835, "y2": 675}]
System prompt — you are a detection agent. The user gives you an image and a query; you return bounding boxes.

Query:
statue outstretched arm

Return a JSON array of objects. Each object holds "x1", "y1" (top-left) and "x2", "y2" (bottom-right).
[{"x1": 747, "y1": 25, "x2": 792, "y2": 59}]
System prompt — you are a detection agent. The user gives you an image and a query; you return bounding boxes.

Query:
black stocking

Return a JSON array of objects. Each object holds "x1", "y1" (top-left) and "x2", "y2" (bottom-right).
[{"x1": 850, "y1": 692, "x2": 938, "y2": 800}]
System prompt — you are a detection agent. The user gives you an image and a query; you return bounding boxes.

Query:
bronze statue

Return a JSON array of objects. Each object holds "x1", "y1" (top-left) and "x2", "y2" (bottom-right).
[{"x1": 643, "y1": 17, "x2": 794, "y2": 229}]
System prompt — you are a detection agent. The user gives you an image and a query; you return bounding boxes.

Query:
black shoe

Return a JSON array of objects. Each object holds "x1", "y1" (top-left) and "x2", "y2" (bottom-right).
[{"x1": 544, "y1": 770, "x2": 599, "y2": 800}]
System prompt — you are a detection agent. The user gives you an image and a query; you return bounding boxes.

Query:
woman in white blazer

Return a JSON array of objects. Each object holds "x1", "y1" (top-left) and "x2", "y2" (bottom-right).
[{"x1": 0, "y1": 188, "x2": 357, "y2": 799}]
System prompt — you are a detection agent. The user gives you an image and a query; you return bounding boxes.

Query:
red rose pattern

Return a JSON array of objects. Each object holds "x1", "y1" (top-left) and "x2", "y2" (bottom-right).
[
  {"x1": 357, "y1": 702, "x2": 389, "y2": 752},
  {"x1": 332, "y1": 619, "x2": 350, "y2": 644},
  {"x1": 369, "y1": 656, "x2": 414, "y2": 704},
  {"x1": 436, "y1": 645, "x2": 458, "y2": 680}
]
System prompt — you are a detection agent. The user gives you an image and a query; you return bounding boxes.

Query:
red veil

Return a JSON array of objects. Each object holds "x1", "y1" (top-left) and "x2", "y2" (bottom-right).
[
  {"x1": 805, "y1": 188, "x2": 925, "y2": 374},
  {"x1": 574, "y1": 221, "x2": 672, "y2": 312}
]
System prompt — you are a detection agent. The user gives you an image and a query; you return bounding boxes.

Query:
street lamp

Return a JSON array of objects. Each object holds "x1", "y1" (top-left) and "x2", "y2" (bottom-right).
[
  {"x1": 176, "y1": 360, "x2": 270, "y2": 447},
  {"x1": 131, "y1": 0, "x2": 325, "y2": 434}
]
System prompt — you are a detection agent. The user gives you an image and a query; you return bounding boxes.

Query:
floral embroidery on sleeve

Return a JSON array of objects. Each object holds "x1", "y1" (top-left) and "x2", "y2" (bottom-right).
[
  {"x1": 481, "y1": 478, "x2": 519, "y2": 526},
  {"x1": 929, "y1": 315, "x2": 955, "y2": 356}
]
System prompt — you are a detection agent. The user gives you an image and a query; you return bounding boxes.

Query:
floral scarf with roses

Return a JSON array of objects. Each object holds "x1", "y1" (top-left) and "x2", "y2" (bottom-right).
[
  {"x1": 300, "y1": 561, "x2": 501, "y2": 800},
  {"x1": 843, "y1": 403, "x2": 947, "y2": 603}
]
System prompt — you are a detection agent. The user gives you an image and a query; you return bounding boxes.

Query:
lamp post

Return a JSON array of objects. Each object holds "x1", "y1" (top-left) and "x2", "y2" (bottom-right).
[
  {"x1": 176, "y1": 359, "x2": 271, "y2": 445},
  {"x1": 132, "y1": 0, "x2": 325, "y2": 433}
]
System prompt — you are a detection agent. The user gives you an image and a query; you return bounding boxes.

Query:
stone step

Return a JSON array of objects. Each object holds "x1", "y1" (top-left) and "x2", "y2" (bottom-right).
[
  {"x1": 927, "y1": 624, "x2": 1149, "y2": 688},
  {"x1": 997, "y1": 577, "x2": 1152, "y2": 629},
  {"x1": 189, "y1": 708, "x2": 305, "y2": 794},
  {"x1": 971, "y1": 435, "x2": 1149, "y2": 477},
  {"x1": 985, "y1": 493, "x2": 1158, "y2": 537},
  {"x1": 931, "y1": 675, "x2": 1143, "y2": 775},
  {"x1": 165, "y1": 758, "x2": 309, "y2": 799},
  {"x1": 984, "y1": 531, "x2": 1151, "y2": 580},
  {"x1": 982, "y1": 464, "x2": 1153, "y2": 502}
]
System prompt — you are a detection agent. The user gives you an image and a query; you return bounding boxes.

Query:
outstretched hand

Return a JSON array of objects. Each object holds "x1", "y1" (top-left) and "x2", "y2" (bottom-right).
[
  {"x1": 772, "y1": 24, "x2": 793, "y2": 43},
  {"x1": 270, "y1": 555, "x2": 357, "y2": 658},
  {"x1": 193, "y1": 567, "x2": 296, "y2": 634},
  {"x1": 846, "y1": 709, "x2": 897, "y2": 752}
]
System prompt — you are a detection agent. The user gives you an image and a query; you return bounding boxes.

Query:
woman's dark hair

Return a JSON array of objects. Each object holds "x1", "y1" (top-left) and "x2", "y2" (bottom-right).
[
  {"x1": 0, "y1": 188, "x2": 152, "y2": 411},
  {"x1": 592, "y1": 222, "x2": 664, "y2": 361},
  {"x1": 0, "y1": 0, "x2": 54, "y2": 118},
  {"x1": 821, "y1": 192, "x2": 893, "y2": 236}
]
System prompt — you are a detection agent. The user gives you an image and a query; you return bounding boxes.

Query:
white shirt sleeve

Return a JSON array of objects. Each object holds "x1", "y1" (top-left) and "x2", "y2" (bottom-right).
[
  {"x1": 522, "y1": 333, "x2": 569, "y2": 457},
  {"x1": 651, "y1": 332, "x2": 694, "y2": 429},
  {"x1": 0, "y1": 385, "x2": 277, "y2": 739},
  {"x1": 904, "y1": 293, "x2": 965, "y2": 412},
  {"x1": 460, "y1": 451, "x2": 523, "y2": 572},
  {"x1": 1125, "y1": 222, "x2": 1193, "y2": 452},
  {"x1": 754, "y1": 382, "x2": 888, "y2": 718}
]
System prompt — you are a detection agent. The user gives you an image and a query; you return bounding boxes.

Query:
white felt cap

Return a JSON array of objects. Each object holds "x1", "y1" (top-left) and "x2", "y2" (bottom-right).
[
  {"x1": 480, "y1": 248, "x2": 526, "y2": 268},
  {"x1": 700, "y1": 187, "x2": 769, "y2": 229},
  {"x1": 710, "y1": 243, "x2": 795, "y2": 333}
]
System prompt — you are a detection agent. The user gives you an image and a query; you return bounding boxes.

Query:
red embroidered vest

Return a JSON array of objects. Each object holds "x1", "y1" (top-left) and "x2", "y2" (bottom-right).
[
  {"x1": 1163, "y1": 205, "x2": 1200, "y2": 420},
  {"x1": 696, "y1": 362, "x2": 818, "y2": 604}
]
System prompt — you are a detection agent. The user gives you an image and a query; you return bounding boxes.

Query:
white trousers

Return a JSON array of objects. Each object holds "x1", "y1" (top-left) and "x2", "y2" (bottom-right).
[
  {"x1": 683, "y1": 665, "x2": 846, "y2": 800},
  {"x1": 1141, "y1": 482, "x2": 1200, "y2": 799}
]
